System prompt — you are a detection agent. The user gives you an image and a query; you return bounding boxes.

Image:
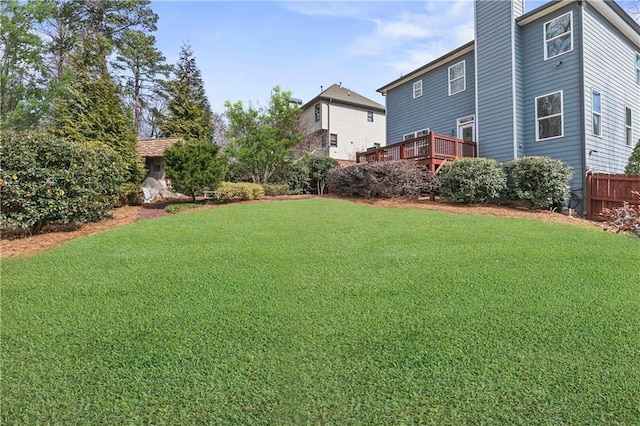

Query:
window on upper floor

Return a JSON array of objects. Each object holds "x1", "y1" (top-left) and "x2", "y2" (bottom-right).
[
  {"x1": 314, "y1": 104, "x2": 320, "y2": 122},
  {"x1": 636, "y1": 52, "x2": 640, "y2": 84},
  {"x1": 413, "y1": 80, "x2": 422, "y2": 98},
  {"x1": 330, "y1": 133, "x2": 338, "y2": 147},
  {"x1": 626, "y1": 107, "x2": 633, "y2": 146},
  {"x1": 535, "y1": 91, "x2": 563, "y2": 141},
  {"x1": 367, "y1": 111, "x2": 374, "y2": 122},
  {"x1": 448, "y1": 61, "x2": 465, "y2": 96},
  {"x1": 544, "y1": 11, "x2": 573, "y2": 60},
  {"x1": 592, "y1": 90, "x2": 602, "y2": 137}
]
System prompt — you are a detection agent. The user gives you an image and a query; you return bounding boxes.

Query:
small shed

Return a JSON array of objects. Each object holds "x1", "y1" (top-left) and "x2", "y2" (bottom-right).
[
  {"x1": 137, "y1": 137, "x2": 182, "y2": 182},
  {"x1": 136, "y1": 137, "x2": 183, "y2": 203}
]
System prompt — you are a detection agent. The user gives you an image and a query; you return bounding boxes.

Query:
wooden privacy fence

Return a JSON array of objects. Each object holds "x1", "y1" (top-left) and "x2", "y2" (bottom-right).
[{"x1": 585, "y1": 173, "x2": 640, "y2": 220}]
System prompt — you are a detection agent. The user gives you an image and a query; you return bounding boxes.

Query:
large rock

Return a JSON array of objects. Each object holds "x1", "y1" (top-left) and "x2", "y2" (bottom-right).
[{"x1": 141, "y1": 176, "x2": 178, "y2": 203}]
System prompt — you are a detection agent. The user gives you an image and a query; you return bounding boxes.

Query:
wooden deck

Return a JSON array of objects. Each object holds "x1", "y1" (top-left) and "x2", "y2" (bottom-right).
[{"x1": 356, "y1": 132, "x2": 477, "y2": 173}]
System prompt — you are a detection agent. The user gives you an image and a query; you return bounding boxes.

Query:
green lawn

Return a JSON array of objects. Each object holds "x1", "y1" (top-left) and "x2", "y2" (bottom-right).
[{"x1": 2, "y1": 198, "x2": 639, "y2": 424}]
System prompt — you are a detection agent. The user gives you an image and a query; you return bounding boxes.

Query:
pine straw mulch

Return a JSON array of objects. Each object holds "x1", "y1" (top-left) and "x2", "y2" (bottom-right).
[{"x1": 1, "y1": 195, "x2": 602, "y2": 259}]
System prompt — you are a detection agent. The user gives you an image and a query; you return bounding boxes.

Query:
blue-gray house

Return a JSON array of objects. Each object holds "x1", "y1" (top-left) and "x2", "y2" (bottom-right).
[{"x1": 377, "y1": 0, "x2": 640, "y2": 204}]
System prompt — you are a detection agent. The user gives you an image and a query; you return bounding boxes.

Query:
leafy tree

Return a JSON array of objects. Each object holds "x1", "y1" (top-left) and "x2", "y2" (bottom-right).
[
  {"x1": 224, "y1": 85, "x2": 302, "y2": 184},
  {"x1": 304, "y1": 155, "x2": 339, "y2": 194},
  {"x1": 160, "y1": 43, "x2": 214, "y2": 141},
  {"x1": 626, "y1": 139, "x2": 640, "y2": 175},
  {"x1": 113, "y1": 29, "x2": 170, "y2": 136},
  {"x1": 163, "y1": 140, "x2": 227, "y2": 201}
]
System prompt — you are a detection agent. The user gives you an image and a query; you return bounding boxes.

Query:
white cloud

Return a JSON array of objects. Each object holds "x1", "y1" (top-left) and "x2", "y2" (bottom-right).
[
  {"x1": 346, "y1": 1, "x2": 474, "y2": 75},
  {"x1": 279, "y1": 1, "x2": 363, "y2": 18}
]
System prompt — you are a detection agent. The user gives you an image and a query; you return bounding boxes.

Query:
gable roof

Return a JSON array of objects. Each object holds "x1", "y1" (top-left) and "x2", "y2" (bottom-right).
[
  {"x1": 302, "y1": 84, "x2": 385, "y2": 112},
  {"x1": 137, "y1": 137, "x2": 182, "y2": 157}
]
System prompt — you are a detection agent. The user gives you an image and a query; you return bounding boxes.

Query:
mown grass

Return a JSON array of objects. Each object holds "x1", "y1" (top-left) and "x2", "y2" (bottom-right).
[{"x1": 2, "y1": 198, "x2": 639, "y2": 424}]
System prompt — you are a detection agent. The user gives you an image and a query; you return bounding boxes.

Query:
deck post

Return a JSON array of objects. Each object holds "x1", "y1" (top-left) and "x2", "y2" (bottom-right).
[
  {"x1": 454, "y1": 138, "x2": 459, "y2": 158},
  {"x1": 429, "y1": 132, "x2": 435, "y2": 159}
]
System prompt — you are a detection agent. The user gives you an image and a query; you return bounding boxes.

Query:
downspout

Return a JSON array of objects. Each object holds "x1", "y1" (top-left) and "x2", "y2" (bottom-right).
[
  {"x1": 327, "y1": 98, "x2": 332, "y2": 156},
  {"x1": 579, "y1": 1, "x2": 587, "y2": 215}
]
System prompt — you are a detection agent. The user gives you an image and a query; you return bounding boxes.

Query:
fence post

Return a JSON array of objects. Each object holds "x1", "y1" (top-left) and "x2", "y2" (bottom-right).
[{"x1": 585, "y1": 173, "x2": 592, "y2": 220}]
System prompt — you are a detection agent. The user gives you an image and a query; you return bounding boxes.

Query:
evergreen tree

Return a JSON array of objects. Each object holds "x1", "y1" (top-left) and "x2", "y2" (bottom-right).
[
  {"x1": 163, "y1": 140, "x2": 227, "y2": 201},
  {"x1": 113, "y1": 29, "x2": 170, "y2": 136},
  {"x1": 626, "y1": 139, "x2": 640, "y2": 175},
  {"x1": 160, "y1": 43, "x2": 214, "y2": 142},
  {"x1": 52, "y1": 35, "x2": 143, "y2": 184}
]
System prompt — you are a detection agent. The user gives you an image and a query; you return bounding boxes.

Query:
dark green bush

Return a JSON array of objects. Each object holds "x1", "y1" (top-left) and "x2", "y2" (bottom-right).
[
  {"x1": 502, "y1": 156, "x2": 572, "y2": 209},
  {"x1": 0, "y1": 131, "x2": 126, "y2": 234},
  {"x1": 305, "y1": 156, "x2": 339, "y2": 194},
  {"x1": 215, "y1": 182, "x2": 265, "y2": 202},
  {"x1": 164, "y1": 140, "x2": 227, "y2": 200},
  {"x1": 439, "y1": 157, "x2": 506, "y2": 204},
  {"x1": 261, "y1": 184, "x2": 290, "y2": 196},
  {"x1": 327, "y1": 160, "x2": 439, "y2": 198},
  {"x1": 626, "y1": 140, "x2": 640, "y2": 175}
]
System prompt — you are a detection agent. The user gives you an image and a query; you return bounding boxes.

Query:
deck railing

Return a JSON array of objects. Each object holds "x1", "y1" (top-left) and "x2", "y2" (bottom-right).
[{"x1": 356, "y1": 132, "x2": 477, "y2": 165}]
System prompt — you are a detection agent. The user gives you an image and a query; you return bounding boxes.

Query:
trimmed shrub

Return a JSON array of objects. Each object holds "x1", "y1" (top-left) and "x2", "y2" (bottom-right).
[
  {"x1": 164, "y1": 139, "x2": 227, "y2": 200},
  {"x1": 327, "y1": 160, "x2": 439, "y2": 198},
  {"x1": 214, "y1": 182, "x2": 265, "y2": 202},
  {"x1": 439, "y1": 157, "x2": 506, "y2": 204},
  {"x1": 502, "y1": 156, "x2": 572, "y2": 209},
  {"x1": 0, "y1": 130, "x2": 126, "y2": 234},
  {"x1": 262, "y1": 184, "x2": 290, "y2": 196}
]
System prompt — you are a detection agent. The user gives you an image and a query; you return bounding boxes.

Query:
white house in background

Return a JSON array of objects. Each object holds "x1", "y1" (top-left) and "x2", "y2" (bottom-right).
[{"x1": 298, "y1": 83, "x2": 385, "y2": 165}]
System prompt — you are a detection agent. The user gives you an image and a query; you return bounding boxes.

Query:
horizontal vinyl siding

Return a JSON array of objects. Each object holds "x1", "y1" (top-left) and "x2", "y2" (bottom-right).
[
  {"x1": 520, "y1": 4, "x2": 583, "y2": 190},
  {"x1": 582, "y1": 3, "x2": 639, "y2": 175},
  {"x1": 328, "y1": 103, "x2": 385, "y2": 161},
  {"x1": 476, "y1": 0, "x2": 516, "y2": 161},
  {"x1": 385, "y1": 51, "x2": 475, "y2": 145}
]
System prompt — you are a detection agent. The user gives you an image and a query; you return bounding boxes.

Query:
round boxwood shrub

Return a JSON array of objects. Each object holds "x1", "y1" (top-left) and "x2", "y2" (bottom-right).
[
  {"x1": 0, "y1": 130, "x2": 126, "y2": 234},
  {"x1": 502, "y1": 156, "x2": 572, "y2": 209},
  {"x1": 439, "y1": 157, "x2": 506, "y2": 204}
]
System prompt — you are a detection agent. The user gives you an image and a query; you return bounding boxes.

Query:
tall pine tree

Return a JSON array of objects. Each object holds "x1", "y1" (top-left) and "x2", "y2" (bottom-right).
[{"x1": 160, "y1": 43, "x2": 214, "y2": 142}]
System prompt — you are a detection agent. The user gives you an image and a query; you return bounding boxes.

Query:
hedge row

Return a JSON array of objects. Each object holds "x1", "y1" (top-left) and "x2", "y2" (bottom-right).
[
  {"x1": 327, "y1": 161, "x2": 439, "y2": 198},
  {"x1": 214, "y1": 182, "x2": 265, "y2": 202},
  {"x1": 440, "y1": 156, "x2": 572, "y2": 207}
]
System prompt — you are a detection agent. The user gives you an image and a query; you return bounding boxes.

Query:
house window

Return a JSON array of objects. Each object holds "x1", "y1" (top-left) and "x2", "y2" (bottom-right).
[
  {"x1": 314, "y1": 104, "x2": 320, "y2": 122},
  {"x1": 330, "y1": 133, "x2": 338, "y2": 147},
  {"x1": 626, "y1": 107, "x2": 633, "y2": 146},
  {"x1": 636, "y1": 52, "x2": 640, "y2": 84},
  {"x1": 367, "y1": 111, "x2": 374, "y2": 122},
  {"x1": 592, "y1": 90, "x2": 602, "y2": 137},
  {"x1": 544, "y1": 11, "x2": 573, "y2": 60},
  {"x1": 448, "y1": 61, "x2": 465, "y2": 96},
  {"x1": 403, "y1": 129, "x2": 429, "y2": 140},
  {"x1": 535, "y1": 91, "x2": 563, "y2": 140},
  {"x1": 416, "y1": 129, "x2": 429, "y2": 137},
  {"x1": 403, "y1": 133, "x2": 415, "y2": 141},
  {"x1": 413, "y1": 80, "x2": 422, "y2": 98}
]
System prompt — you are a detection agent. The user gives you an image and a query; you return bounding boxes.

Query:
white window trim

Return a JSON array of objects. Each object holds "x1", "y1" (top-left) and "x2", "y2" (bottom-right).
[
  {"x1": 457, "y1": 115, "x2": 475, "y2": 139},
  {"x1": 413, "y1": 80, "x2": 422, "y2": 99},
  {"x1": 636, "y1": 52, "x2": 640, "y2": 84},
  {"x1": 448, "y1": 60, "x2": 466, "y2": 96},
  {"x1": 367, "y1": 110, "x2": 374, "y2": 122},
  {"x1": 403, "y1": 129, "x2": 430, "y2": 140},
  {"x1": 543, "y1": 11, "x2": 573, "y2": 61},
  {"x1": 625, "y1": 106, "x2": 633, "y2": 146},
  {"x1": 592, "y1": 89, "x2": 602, "y2": 137},
  {"x1": 535, "y1": 90, "x2": 564, "y2": 141}
]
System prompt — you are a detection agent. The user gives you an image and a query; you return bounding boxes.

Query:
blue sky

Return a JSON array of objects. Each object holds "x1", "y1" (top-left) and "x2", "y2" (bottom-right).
[{"x1": 150, "y1": 1, "x2": 640, "y2": 114}]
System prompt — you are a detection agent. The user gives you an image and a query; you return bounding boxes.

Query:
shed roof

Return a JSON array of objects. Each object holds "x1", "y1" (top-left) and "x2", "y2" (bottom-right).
[{"x1": 137, "y1": 137, "x2": 182, "y2": 158}]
